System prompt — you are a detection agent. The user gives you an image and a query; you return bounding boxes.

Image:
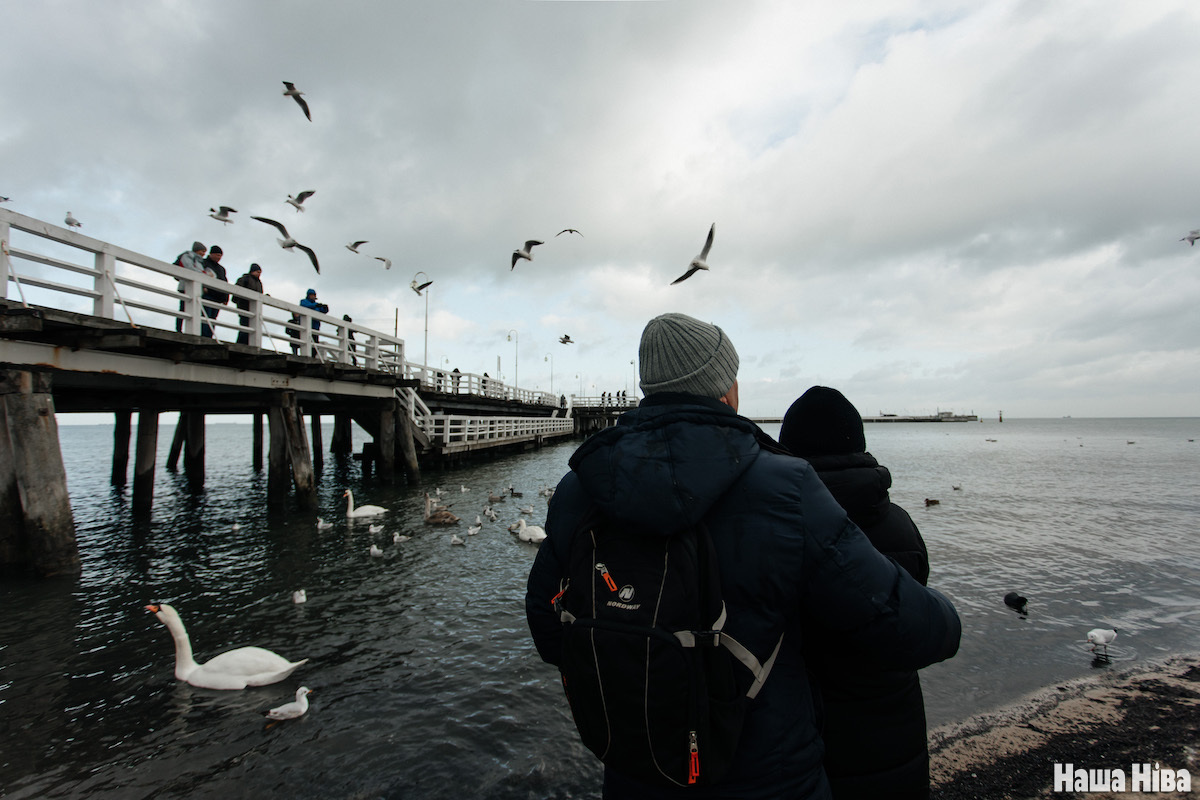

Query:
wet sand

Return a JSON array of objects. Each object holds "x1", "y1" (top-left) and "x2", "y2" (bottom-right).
[{"x1": 929, "y1": 654, "x2": 1200, "y2": 799}]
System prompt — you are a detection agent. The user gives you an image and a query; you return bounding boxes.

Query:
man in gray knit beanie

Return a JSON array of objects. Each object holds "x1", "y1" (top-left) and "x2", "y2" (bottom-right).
[{"x1": 639, "y1": 312, "x2": 740, "y2": 408}]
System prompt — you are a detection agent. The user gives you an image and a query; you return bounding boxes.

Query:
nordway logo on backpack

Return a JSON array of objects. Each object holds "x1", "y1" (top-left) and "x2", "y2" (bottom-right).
[{"x1": 608, "y1": 582, "x2": 640, "y2": 610}]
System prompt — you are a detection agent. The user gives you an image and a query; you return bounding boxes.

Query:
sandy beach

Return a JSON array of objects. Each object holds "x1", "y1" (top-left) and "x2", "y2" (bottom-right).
[{"x1": 929, "y1": 654, "x2": 1200, "y2": 799}]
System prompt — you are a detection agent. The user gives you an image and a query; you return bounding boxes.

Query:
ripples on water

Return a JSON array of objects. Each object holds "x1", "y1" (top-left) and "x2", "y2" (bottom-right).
[{"x1": 1, "y1": 417, "x2": 1198, "y2": 797}]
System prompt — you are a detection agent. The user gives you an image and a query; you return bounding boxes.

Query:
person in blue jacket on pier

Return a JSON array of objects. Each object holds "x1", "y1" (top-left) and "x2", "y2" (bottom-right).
[{"x1": 525, "y1": 312, "x2": 961, "y2": 800}]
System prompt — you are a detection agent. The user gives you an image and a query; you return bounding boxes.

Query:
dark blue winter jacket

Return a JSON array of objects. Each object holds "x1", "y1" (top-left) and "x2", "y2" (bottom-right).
[{"x1": 525, "y1": 394, "x2": 961, "y2": 799}]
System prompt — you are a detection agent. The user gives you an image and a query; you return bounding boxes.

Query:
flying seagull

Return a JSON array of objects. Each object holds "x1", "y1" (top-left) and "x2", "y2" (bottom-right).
[
  {"x1": 1181, "y1": 229, "x2": 1200, "y2": 246},
  {"x1": 671, "y1": 223, "x2": 715, "y2": 285},
  {"x1": 511, "y1": 239, "x2": 543, "y2": 270},
  {"x1": 345, "y1": 240, "x2": 368, "y2": 253},
  {"x1": 374, "y1": 256, "x2": 392, "y2": 270},
  {"x1": 209, "y1": 206, "x2": 237, "y2": 225},
  {"x1": 559, "y1": 334, "x2": 574, "y2": 344},
  {"x1": 0, "y1": 196, "x2": 10, "y2": 203},
  {"x1": 250, "y1": 215, "x2": 320, "y2": 274},
  {"x1": 556, "y1": 228, "x2": 583, "y2": 237},
  {"x1": 410, "y1": 278, "x2": 433, "y2": 294},
  {"x1": 287, "y1": 191, "x2": 315, "y2": 212},
  {"x1": 282, "y1": 81, "x2": 311, "y2": 121},
  {"x1": 64, "y1": 211, "x2": 82, "y2": 228}
]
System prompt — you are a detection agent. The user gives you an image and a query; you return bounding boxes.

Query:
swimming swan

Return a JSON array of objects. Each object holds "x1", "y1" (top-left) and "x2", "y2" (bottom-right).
[
  {"x1": 508, "y1": 518, "x2": 546, "y2": 543},
  {"x1": 344, "y1": 489, "x2": 386, "y2": 518},
  {"x1": 146, "y1": 603, "x2": 307, "y2": 690},
  {"x1": 423, "y1": 492, "x2": 460, "y2": 524}
]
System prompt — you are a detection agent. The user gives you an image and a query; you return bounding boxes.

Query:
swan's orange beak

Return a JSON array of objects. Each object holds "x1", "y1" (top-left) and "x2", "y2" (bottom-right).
[{"x1": 145, "y1": 604, "x2": 160, "y2": 612}]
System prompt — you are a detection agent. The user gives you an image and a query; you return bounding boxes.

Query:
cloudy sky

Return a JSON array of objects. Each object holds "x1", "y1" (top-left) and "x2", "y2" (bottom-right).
[{"x1": 5, "y1": 0, "x2": 1199, "y2": 418}]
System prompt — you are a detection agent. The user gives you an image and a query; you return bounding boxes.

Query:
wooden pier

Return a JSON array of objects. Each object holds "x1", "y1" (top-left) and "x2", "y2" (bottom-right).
[{"x1": 0, "y1": 209, "x2": 601, "y2": 577}]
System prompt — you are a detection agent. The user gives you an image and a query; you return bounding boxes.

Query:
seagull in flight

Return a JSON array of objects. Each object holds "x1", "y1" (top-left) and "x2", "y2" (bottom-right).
[
  {"x1": 672, "y1": 223, "x2": 714, "y2": 285},
  {"x1": 287, "y1": 191, "x2": 315, "y2": 212},
  {"x1": 374, "y1": 256, "x2": 392, "y2": 270},
  {"x1": 64, "y1": 211, "x2": 82, "y2": 228},
  {"x1": 559, "y1": 334, "x2": 574, "y2": 344},
  {"x1": 0, "y1": 196, "x2": 11, "y2": 203},
  {"x1": 556, "y1": 228, "x2": 583, "y2": 237},
  {"x1": 345, "y1": 240, "x2": 368, "y2": 253},
  {"x1": 282, "y1": 81, "x2": 311, "y2": 121},
  {"x1": 411, "y1": 277, "x2": 433, "y2": 294},
  {"x1": 511, "y1": 239, "x2": 543, "y2": 270},
  {"x1": 250, "y1": 216, "x2": 321, "y2": 274},
  {"x1": 209, "y1": 206, "x2": 237, "y2": 225},
  {"x1": 1181, "y1": 229, "x2": 1200, "y2": 246}
]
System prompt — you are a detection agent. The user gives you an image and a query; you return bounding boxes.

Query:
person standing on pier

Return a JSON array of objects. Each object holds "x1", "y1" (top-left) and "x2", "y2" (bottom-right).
[
  {"x1": 173, "y1": 241, "x2": 207, "y2": 333},
  {"x1": 300, "y1": 289, "x2": 328, "y2": 356},
  {"x1": 233, "y1": 263, "x2": 263, "y2": 345},
  {"x1": 200, "y1": 245, "x2": 229, "y2": 338},
  {"x1": 525, "y1": 312, "x2": 960, "y2": 799},
  {"x1": 780, "y1": 385, "x2": 933, "y2": 800}
]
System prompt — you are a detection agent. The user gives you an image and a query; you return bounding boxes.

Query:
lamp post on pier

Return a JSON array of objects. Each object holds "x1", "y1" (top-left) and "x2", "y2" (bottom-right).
[
  {"x1": 410, "y1": 271, "x2": 432, "y2": 369},
  {"x1": 544, "y1": 352, "x2": 553, "y2": 394},
  {"x1": 506, "y1": 329, "x2": 519, "y2": 396}
]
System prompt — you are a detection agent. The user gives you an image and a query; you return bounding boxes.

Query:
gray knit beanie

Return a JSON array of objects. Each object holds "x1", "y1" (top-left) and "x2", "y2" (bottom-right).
[{"x1": 638, "y1": 313, "x2": 739, "y2": 399}]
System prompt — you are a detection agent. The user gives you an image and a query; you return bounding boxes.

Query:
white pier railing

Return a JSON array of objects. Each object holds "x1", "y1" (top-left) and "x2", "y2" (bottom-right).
[{"x1": 0, "y1": 208, "x2": 403, "y2": 371}]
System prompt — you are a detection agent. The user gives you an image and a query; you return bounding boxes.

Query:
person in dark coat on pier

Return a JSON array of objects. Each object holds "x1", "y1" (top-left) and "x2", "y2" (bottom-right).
[
  {"x1": 199, "y1": 245, "x2": 229, "y2": 338},
  {"x1": 525, "y1": 313, "x2": 960, "y2": 800},
  {"x1": 779, "y1": 385, "x2": 932, "y2": 800},
  {"x1": 233, "y1": 263, "x2": 263, "y2": 345}
]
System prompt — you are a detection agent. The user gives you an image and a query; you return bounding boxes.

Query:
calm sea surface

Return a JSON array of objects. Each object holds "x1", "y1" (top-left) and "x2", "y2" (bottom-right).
[{"x1": 2, "y1": 417, "x2": 1198, "y2": 798}]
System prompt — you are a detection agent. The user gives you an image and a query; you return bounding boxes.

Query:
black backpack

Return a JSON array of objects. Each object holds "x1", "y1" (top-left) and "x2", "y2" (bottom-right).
[{"x1": 551, "y1": 507, "x2": 783, "y2": 788}]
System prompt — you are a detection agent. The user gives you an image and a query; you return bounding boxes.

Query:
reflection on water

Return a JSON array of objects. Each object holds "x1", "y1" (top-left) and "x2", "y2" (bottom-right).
[{"x1": 1, "y1": 418, "x2": 1198, "y2": 797}]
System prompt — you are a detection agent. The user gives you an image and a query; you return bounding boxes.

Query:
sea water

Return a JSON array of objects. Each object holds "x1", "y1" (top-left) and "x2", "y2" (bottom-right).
[{"x1": 1, "y1": 417, "x2": 1197, "y2": 798}]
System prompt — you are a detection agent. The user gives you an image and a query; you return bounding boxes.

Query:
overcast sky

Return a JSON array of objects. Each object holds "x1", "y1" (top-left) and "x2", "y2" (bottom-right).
[{"x1": 5, "y1": 0, "x2": 1200, "y2": 418}]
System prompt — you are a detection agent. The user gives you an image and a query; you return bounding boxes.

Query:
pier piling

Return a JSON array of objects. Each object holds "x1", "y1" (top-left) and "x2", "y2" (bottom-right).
[
  {"x1": 133, "y1": 408, "x2": 159, "y2": 514},
  {"x1": 0, "y1": 370, "x2": 80, "y2": 577},
  {"x1": 112, "y1": 410, "x2": 131, "y2": 487}
]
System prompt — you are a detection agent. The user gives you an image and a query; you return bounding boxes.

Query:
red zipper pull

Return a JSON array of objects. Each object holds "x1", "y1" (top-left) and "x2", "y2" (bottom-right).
[
  {"x1": 688, "y1": 731, "x2": 699, "y2": 784},
  {"x1": 595, "y1": 562, "x2": 618, "y2": 592}
]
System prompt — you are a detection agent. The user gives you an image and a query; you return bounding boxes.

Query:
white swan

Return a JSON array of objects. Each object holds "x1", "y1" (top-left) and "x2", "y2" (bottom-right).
[
  {"x1": 344, "y1": 489, "x2": 386, "y2": 518},
  {"x1": 266, "y1": 686, "x2": 312, "y2": 721},
  {"x1": 145, "y1": 603, "x2": 307, "y2": 690},
  {"x1": 508, "y1": 518, "x2": 547, "y2": 543}
]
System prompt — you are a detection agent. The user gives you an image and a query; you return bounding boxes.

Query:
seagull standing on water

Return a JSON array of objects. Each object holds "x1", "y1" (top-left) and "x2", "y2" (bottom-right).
[
  {"x1": 511, "y1": 239, "x2": 543, "y2": 270},
  {"x1": 209, "y1": 206, "x2": 237, "y2": 225},
  {"x1": 65, "y1": 211, "x2": 82, "y2": 228},
  {"x1": 672, "y1": 223, "x2": 714, "y2": 285},
  {"x1": 282, "y1": 81, "x2": 311, "y2": 121},
  {"x1": 250, "y1": 216, "x2": 320, "y2": 274},
  {"x1": 1087, "y1": 627, "x2": 1118, "y2": 658},
  {"x1": 286, "y1": 191, "x2": 315, "y2": 212}
]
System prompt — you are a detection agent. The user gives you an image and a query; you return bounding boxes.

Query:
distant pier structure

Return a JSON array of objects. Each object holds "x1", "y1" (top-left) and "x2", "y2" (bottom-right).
[{"x1": 0, "y1": 209, "x2": 595, "y2": 577}]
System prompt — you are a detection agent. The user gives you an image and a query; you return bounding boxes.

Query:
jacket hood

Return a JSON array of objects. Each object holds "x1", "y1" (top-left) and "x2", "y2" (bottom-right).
[{"x1": 567, "y1": 394, "x2": 761, "y2": 534}]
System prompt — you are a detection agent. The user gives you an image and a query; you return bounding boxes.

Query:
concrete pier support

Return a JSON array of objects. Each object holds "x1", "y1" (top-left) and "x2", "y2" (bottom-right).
[
  {"x1": 0, "y1": 370, "x2": 80, "y2": 577},
  {"x1": 331, "y1": 413, "x2": 352, "y2": 455},
  {"x1": 112, "y1": 410, "x2": 131, "y2": 487},
  {"x1": 311, "y1": 414, "x2": 323, "y2": 470},
  {"x1": 133, "y1": 408, "x2": 159, "y2": 514},
  {"x1": 252, "y1": 412, "x2": 263, "y2": 471},
  {"x1": 166, "y1": 415, "x2": 186, "y2": 471},
  {"x1": 377, "y1": 400, "x2": 396, "y2": 480},
  {"x1": 184, "y1": 412, "x2": 205, "y2": 491}
]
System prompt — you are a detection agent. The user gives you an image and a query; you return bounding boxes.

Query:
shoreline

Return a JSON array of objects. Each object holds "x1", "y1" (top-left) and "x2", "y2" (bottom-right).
[{"x1": 929, "y1": 653, "x2": 1200, "y2": 798}]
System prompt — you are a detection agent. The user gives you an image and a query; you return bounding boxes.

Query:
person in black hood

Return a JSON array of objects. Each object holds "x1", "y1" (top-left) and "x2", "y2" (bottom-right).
[
  {"x1": 199, "y1": 245, "x2": 229, "y2": 338},
  {"x1": 233, "y1": 263, "x2": 263, "y2": 345},
  {"x1": 526, "y1": 315, "x2": 959, "y2": 800},
  {"x1": 780, "y1": 386, "x2": 932, "y2": 800}
]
